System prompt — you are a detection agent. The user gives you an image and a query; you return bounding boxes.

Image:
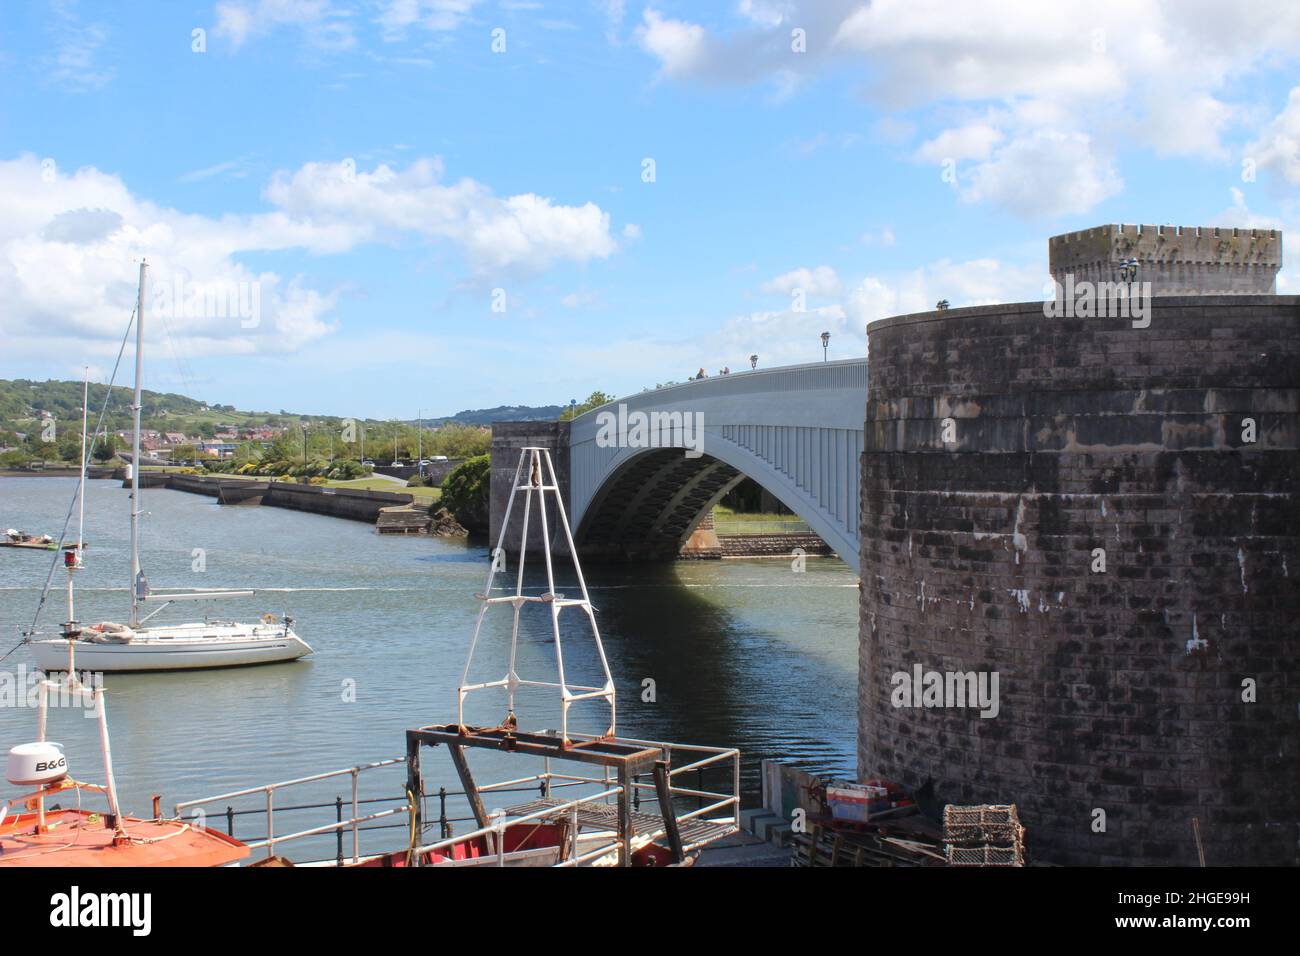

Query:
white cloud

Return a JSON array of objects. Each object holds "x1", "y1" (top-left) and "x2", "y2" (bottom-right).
[
  {"x1": 760, "y1": 265, "x2": 842, "y2": 298},
  {"x1": 44, "y1": 0, "x2": 114, "y2": 90},
  {"x1": 598, "y1": 0, "x2": 627, "y2": 43},
  {"x1": 958, "y1": 129, "x2": 1123, "y2": 219},
  {"x1": 0, "y1": 152, "x2": 621, "y2": 368},
  {"x1": 679, "y1": 256, "x2": 1045, "y2": 373},
  {"x1": 0, "y1": 156, "x2": 342, "y2": 365},
  {"x1": 632, "y1": 1, "x2": 1300, "y2": 217},
  {"x1": 375, "y1": 0, "x2": 481, "y2": 40},
  {"x1": 213, "y1": 0, "x2": 356, "y2": 51},
  {"x1": 1245, "y1": 86, "x2": 1300, "y2": 186},
  {"x1": 636, "y1": 9, "x2": 709, "y2": 80},
  {"x1": 262, "y1": 158, "x2": 617, "y2": 272},
  {"x1": 915, "y1": 121, "x2": 1004, "y2": 164}
]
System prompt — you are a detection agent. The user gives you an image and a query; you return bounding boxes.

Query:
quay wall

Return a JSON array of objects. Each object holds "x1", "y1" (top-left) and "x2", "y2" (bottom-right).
[
  {"x1": 129, "y1": 473, "x2": 414, "y2": 524},
  {"x1": 373, "y1": 459, "x2": 464, "y2": 486},
  {"x1": 859, "y1": 295, "x2": 1299, "y2": 866}
]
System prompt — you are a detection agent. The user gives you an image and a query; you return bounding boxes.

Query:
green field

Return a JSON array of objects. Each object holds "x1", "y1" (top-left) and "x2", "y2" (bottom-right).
[
  {"x1": 712, "y1": 505, "x2": 810, "y2": 535},
  {"x1": 324, "y1": 477, "x2": 442, "y2": 501}
]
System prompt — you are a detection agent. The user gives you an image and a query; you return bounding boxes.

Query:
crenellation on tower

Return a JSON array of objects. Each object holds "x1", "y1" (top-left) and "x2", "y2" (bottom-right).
[{"x1": 1049, "y1": 223, "x2": 1283, "y2": 294}]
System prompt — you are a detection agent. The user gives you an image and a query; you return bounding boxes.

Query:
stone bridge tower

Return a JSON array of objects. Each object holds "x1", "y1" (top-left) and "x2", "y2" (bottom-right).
[{"x1": 860, "y1": 227, "x2": 1296, "y2": 865}]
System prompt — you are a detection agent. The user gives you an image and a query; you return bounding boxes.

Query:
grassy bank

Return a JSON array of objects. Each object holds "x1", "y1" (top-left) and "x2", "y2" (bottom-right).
[{"x1": 325, "y1": 477, "x2": 442, "y2": 501}]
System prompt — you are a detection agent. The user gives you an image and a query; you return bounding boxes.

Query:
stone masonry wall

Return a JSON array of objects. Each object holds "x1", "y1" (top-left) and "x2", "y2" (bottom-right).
[
  {"x1": 1049, "y1": 224, "x2": 1282, "y2": 295},
  {"x1": 860, "y1": 295, "x2": 1299, "y2": 866},
  {"x1": 489, "y1": 421, "x2": 571, "y2": 552}
]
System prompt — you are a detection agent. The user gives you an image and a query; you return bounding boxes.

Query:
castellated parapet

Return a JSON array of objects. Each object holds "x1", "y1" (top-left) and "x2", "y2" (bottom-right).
[{"x1": 1049, "y1": 224, "x2": 1282, "y2": 294}]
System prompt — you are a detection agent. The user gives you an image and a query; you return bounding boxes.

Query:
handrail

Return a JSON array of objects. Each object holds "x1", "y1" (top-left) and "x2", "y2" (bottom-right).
[
  {"x1": 410, "y1": 786, "x2": 626, "y2": 861},
  {"x1": 174, "y1": 757, "x2": 405, "y2": 814}
]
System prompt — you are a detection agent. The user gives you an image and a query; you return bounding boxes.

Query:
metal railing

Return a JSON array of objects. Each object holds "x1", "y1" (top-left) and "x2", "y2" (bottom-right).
[
  {"x1": 175, "y1": 758, "x2": 408, "y2": 864},
  {"x1": 175, "y1": 738, "x2": 741, "y2": 867}
]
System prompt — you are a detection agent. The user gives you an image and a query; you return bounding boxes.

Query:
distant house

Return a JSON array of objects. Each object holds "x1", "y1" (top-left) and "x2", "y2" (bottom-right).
[
  {"x1": 198, "y1": 440, "x2": 236, "y2": 459},
  {"x1": 164, "y1": 432, "x2": 188, "y2": 445}
]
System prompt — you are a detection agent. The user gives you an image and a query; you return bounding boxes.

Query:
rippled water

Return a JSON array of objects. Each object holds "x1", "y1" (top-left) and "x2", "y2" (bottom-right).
[{"x1": 0, "y1": 476, "x2": 857, "y2": 857}]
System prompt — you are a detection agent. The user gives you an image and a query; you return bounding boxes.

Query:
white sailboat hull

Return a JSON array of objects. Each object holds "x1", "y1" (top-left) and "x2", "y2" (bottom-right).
[{"x1": 29, "y1": 623, "x2": 312, "y2": 673}]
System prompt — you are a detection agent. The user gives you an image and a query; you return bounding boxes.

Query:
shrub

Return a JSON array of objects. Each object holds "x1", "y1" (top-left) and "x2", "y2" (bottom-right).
[{"x1": 440, "y1": 454, "x2": 490, "y2": 533}]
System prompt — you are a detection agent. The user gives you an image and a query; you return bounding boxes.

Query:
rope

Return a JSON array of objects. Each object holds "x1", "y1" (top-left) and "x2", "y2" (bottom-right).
[
  {"x1": 405, "y1": 788, "x2": 418, "y2": 867},
  {"x1": 3, "y1": 305, "x2": 137, "y2": 660}
]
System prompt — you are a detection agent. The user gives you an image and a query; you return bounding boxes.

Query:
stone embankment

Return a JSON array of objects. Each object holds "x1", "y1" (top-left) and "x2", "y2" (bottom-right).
[{"x1": 102, "y1": 471, "x2": 463, "y2": 535}]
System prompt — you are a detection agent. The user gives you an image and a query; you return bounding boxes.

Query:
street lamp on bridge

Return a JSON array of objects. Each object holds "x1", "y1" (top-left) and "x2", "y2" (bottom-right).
[
  {"x1": 820, "y1": 331, "x2": 830, "y2": 362},
  {"x1": 749, "y1": 354, "x2": 758, "y2": 370}
]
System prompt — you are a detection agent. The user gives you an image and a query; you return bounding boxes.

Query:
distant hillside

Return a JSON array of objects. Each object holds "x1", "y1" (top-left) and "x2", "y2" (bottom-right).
[
  {"x1": 1, "y1": 379, "x2": 568, "y2": 439},
  {"x1": 436, "y1": 405, "x2": 565, "y2": 425}
]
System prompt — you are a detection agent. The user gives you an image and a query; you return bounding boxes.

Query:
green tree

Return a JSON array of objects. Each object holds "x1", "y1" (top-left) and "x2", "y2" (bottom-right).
[
  {"x1": 441, "y1": 455, "x2": 490, "y2": 533},
  {"x1": 92, "y1": 435, "x2": 117, "y2": 462},
  {"x1": 427, "y1": 423, "x2": 491, "y2": 459},
  {"x1": 560, "y1": 391, "x2": 614, "y2": 420}
]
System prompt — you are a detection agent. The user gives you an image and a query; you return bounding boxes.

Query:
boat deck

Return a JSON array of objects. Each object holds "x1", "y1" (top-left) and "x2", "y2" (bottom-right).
[
  {"x1": 0, "y1": 809, "x2": 250, "y2": 867},
  {"x1": 506, "y1": 797, "x2": 736, "y2": 850}
]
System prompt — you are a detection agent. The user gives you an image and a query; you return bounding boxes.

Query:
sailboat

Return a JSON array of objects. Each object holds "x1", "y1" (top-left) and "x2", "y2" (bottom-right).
[{"x1": 26, "y1": 261, "x2": 312, "y2": 673}]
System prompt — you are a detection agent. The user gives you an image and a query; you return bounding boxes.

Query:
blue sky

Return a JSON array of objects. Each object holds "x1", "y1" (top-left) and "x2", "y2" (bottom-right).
[{"x1": 1, "y1": 1, "x2": 1297, "y2": 418}]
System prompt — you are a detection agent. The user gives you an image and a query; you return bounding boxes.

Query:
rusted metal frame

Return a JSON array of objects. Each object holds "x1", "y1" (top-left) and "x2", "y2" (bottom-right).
[
  {"x1": 405, "y1": 731, "x2": 424, "y2": 866},
  {"x1": 446, "y1": 742, "x2": 490, "y2": 832},
  {"x1": 410, "y1": 725, "x2": 660, "y2": 772},
  {"x1": 616, "y1": 764, "x2": 634, "y2": 867},
  {"x1": 652, "y1": 760, "x2": 685, "y2": 864}
]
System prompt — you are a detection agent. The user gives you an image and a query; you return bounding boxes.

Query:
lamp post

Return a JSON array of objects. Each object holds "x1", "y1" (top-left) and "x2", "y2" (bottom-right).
[
  {"x1": 749, "y1": 354, "x2": 758, "y2": 370},
  {"x1": 300, "y1": 423, "x2": 308, "y2": 466},
  {"x1": 820, "y1": 331, "x2": 830, "y2": 362}
]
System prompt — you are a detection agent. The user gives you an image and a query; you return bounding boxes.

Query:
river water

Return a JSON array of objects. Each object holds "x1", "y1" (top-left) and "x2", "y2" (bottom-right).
[{"x1": 0, "y1": 476, "x2": 857, "y2": 857}]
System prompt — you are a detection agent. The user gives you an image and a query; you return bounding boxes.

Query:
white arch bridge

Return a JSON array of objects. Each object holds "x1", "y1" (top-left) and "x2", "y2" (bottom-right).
[{"x1": 561, "y1": 358, "x2": 867, "y2": 575}]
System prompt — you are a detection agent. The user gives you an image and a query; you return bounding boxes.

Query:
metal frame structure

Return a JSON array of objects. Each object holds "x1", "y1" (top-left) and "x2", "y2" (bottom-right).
[
  {"x1": 458, "y1": 446, "x2": 615, "y2": 743},
  {"x1": 2, "y1": 674, "x2": 127, "y2": 844},
  {"x1": 171, "y1": 734, "x2": 740, "y2": 867},
  {"x1": 405, "y1": 725, "x2": 740, "y2": 867}
]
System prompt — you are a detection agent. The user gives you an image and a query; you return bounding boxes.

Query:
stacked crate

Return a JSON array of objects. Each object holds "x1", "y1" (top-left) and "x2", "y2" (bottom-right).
[{"x1": 942, "y1": 805, "x2": 1025, "y2": 867}]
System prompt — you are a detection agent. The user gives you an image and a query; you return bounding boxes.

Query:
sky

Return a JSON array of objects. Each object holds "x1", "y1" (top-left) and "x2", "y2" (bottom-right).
[{"x1": 0, "y1": 0, "x2": 1297, "y2": 419}]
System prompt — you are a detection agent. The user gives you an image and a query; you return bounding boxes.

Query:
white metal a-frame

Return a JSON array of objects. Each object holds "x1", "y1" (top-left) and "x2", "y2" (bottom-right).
[{"x1": 456, "y1": 447, "x2": 616, "y2": 744}]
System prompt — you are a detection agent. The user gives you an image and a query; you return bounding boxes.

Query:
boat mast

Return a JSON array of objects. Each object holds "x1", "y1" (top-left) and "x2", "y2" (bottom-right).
[
  {"x1": 129, "y1": 260, "x2": 147, "y2": 628},
  {"x1": 66, "y1": 368, "x2": 88, "y2": 627},
  {"x1": 78, "y1": 366, "x2": 87, "y2": 556},
  {"x1": 61, "y1": 364, "x2": 90, "y2": 658}
]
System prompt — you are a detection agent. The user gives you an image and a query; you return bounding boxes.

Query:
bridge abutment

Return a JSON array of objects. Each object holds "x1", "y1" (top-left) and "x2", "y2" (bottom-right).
[{"x1": 489, "y1": 421, "x2": 571, "y2": 554}]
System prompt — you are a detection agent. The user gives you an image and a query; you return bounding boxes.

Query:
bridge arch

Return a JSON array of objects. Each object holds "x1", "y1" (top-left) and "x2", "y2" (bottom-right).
[{"x1": 568, "y1": 359, "x2": 867, "y2": 575}]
